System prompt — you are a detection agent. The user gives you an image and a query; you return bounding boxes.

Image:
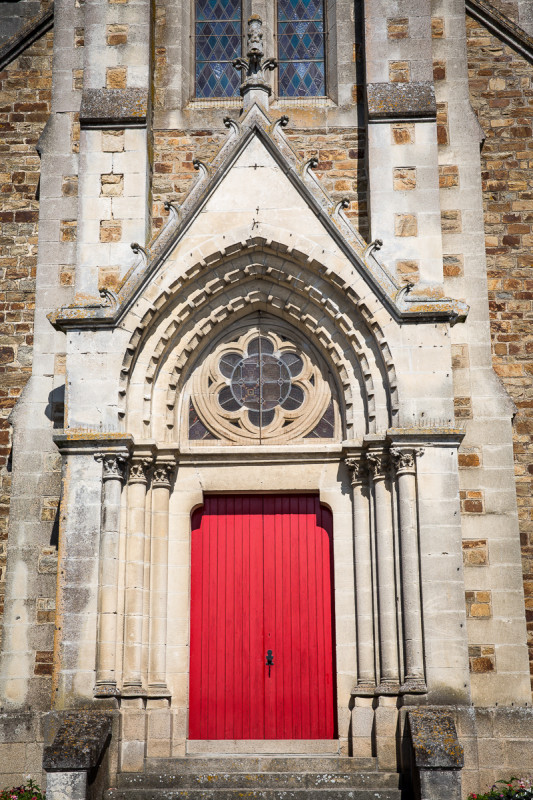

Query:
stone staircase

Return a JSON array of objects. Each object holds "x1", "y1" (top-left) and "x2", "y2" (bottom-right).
[{"x1": 106, "y1": 756, "x2": 404, "y2": 800}]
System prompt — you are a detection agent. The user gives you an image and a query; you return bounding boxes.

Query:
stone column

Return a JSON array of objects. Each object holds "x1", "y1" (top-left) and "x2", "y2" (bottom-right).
[
  {"x1": 345, "y1": 455, "x2": 375, "y2": 692},
  {"x1": 94, "y1": 452, "x2": 127, "y2": 697},
  {"x1": 391, "y1": 447, "x2": 426, "y2": 693},
  {"x1": 148, "y1": 458, "x2": 176, "y2": 696},
  {"x1": 367, "y1": 449, "x2": 400, "y2": 693},
  {"x1": 122, "y1": 455, "x2": 152, "y2": 695}
]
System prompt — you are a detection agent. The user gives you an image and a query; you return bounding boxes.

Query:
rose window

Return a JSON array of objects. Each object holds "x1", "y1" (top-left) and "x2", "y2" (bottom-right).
[
  {"x1": 218, "y1": 337, "x2": 304, "y2": 427},
  {"x1": 187, "y1": 326, "x2": 338, "y2": 445}
]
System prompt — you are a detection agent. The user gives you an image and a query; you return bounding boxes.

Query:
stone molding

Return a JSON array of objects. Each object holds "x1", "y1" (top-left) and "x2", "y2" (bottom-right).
[
  {"x1": 118, "y1": 259, "x2": 399, "y2": 439},
  {"x1": 48, "y1": 103, "x2": 468, "y2": 331},
  {"x1": 466, "y1": 0, "x2": 533, "y2": 63},
  {"x1": 0, "y1": 5, "x2": 54, "y2": 71},
  {"x1": 366, "y1": 82, "x2": 437, "y2": 122}
]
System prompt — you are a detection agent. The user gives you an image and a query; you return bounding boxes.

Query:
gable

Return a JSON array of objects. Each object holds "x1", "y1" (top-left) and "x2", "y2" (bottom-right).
[{"x1": 49, "y1": 103, "x2": 468, "y2": 331}]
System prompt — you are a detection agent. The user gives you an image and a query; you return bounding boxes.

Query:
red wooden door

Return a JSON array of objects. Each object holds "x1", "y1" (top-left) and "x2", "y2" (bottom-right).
[{"x1": 189, "y1": 495, "x2": 336, "y2": 740}]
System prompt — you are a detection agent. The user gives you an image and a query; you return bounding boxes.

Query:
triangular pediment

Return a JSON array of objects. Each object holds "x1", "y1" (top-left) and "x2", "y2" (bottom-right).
[{"x1": 49, "y1": 103, "x2": 467, "y2": 330}]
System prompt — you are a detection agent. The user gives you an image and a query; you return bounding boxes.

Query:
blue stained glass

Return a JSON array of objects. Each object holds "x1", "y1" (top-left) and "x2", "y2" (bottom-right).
[
  {"x1": 279, "y1": 61, "x2": 325, "y2": 97},
  {"x1": 195, "y1": 0, "x2": 241, "y2": 98},
  {"x1": 196, "y1": 0, "x2": 240, "y2": 21},
  {"x1": 278, "y1": 0, "x2": 323, "y2": 22},
  {"x1": 277, "y1": 0, "x2": 325, "y2": 97}
]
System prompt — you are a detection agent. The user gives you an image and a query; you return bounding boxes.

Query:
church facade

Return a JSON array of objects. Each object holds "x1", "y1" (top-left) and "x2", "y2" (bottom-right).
[{"x1": 0, "y1": 1, "x2": 532, "y2": 798}]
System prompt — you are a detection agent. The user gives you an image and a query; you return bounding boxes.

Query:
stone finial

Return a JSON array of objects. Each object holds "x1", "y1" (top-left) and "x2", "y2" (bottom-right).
[{"x1": 233, "y1": 16, "x2": 277, "y2": 109}]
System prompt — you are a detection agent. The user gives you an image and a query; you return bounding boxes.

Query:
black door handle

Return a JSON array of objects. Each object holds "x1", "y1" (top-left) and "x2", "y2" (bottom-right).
[{"x1": 266, "y1": 649, "x2": 274, "y2": 677}]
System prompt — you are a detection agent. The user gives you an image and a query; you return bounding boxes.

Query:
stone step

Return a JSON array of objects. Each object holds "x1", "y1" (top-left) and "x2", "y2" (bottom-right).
[
  {"x1": 143, "y1": 757, "x2": 378, "y2": 774},
  {"x1": 106, "y1": 790, "x2": 401, "y2": 800},
  {"x1": 115, "y1": 771, "x2": 399, "y2": 790}
]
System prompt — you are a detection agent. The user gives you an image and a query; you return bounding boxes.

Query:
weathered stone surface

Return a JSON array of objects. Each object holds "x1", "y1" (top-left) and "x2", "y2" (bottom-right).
[
  {"x1": 407, "y1": 709, "x2": 464, "y2": 769},
  {"x1": 79, "y1": 89, "x2": 148, "y2": 128},
  {"x1": 43, "y1": 713, "x2": 112, "y2": 771},
  {"x1": 366, "y1": 82, "x2": 436, "y2": 121}
]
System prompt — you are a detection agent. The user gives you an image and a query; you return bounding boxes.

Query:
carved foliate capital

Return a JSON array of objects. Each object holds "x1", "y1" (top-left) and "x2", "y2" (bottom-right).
[
  {"x1": 96, "y1": 453, "x2": 127, "y2": 482},
  {"x1": 152, "y1": 461, "x2": 175, "y2": 488},
  {"x1": 345, "y1": 456, "x2": 367, "y2": 486},
  {"x1": 390, "y1": 447, "x2": 423, "y2": 476},
  {"x1": 128, "y1": 458, "x2": 152, "y2": 485},
  {"x1": 366, "y1": 451, "x2": 388, "y2": 481}
]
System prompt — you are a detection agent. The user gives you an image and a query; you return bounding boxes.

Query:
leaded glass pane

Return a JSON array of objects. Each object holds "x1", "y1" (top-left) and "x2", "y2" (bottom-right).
[
  {"x1": 195, "y1": 0, "x2": 242, "y2": 98},
  {"x1": 277, "y1": 0, "x2": 325, "y2": 96}
]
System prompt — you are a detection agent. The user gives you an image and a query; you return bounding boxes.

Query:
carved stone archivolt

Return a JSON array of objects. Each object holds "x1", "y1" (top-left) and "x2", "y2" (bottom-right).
[{"x1": 185, "y1": 323, "x2": 339, "y2": 445}]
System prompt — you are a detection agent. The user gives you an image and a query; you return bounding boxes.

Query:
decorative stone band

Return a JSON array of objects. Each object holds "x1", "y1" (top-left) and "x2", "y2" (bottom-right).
[
  {"x1": 80, "y1": 88, "x2": 148, "y2": 129},
  {"x1": 366, "y1": 82, "x2": 437, "y2": 123}
]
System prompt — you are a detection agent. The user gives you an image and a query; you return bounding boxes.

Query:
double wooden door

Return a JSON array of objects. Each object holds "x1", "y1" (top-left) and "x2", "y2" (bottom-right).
[{"x1": 189, "y1": 495, "x2": 336, "y2": 739}]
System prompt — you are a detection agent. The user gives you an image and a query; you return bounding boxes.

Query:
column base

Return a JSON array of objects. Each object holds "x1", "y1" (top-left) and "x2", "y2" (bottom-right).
[
  {"x1": 121, "y1": 684, "x2": 147, "y2": 699},
  {"x1": 375, "y1": 681, "x2": 400, "y2": 696},
  {"x1": 93, "y1": 682, "x2": 121, "y2": 698},
  {"x1": 351, "y1": 682, "x2": 376, "y2": 697},
  {"x1": 148, "y1": 684, "x2": 171, "y2": 699},
  {"x1": 400, "y1": 678, "x2": 427, "y2": 695}
]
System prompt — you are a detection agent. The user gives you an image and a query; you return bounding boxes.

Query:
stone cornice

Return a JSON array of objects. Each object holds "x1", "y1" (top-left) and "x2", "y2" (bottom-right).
[
  {"x1": 48, "y1": 103, "x2": 469, "y2": 332},
  {"x1": 0, "y1": 5, "x2": 54, "y2": 71},
  {"x1": 466, "y1": 0, "x2": 533, "y2": 63},
  {"x1": 53, "y1": 430, "x2": 133, "y2": 456}
]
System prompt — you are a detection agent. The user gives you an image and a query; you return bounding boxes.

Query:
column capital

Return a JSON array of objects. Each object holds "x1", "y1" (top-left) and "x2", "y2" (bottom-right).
[
  {"x1": 152, "y1": 459, "x2": 176, "y2": 488},
  {"x1": 345, "y1": 454, "x2": 368, "y2": 486},
  {"x1": 390, "y1": 446, "x2": 424, "y2": 476},
  {"x1": 96, "y1": 452, "x2": 127, "y2": 482},
  {"x1": 128, "y1": 457, "x2": 152, "y2": 485},
  {"x1": 366, "y1": 450, "x2": 389, "y2": 481}
]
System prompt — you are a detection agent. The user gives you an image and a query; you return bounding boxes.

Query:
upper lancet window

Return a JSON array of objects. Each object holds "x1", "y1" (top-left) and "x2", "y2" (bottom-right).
[
  {"x1": 195, "y1": 0, "x2": 242, "y2": 98},
  {"x1": 184, "y1": 321, "x2": 340, "y2": 446},
  {"x1": 277, "y1": 0, "x2": 326, "y2": 97},
  {"x1": 194, "y1": 1, "x2": 326, "y2": 99}
]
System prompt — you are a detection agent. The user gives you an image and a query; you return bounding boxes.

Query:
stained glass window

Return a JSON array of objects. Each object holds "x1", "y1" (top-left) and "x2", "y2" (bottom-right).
[
  {"x1": 277, "y1": 0, "x2": 325, "y2": 97},
  {"x1": 195, "y1": 0, "x2": 242, "y2": 98}
]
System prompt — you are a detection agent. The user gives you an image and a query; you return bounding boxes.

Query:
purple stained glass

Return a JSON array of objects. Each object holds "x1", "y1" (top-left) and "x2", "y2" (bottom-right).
[
  {"x1": 189, "y1": 401, "x2": 217, "y2": 440},
  {"x1": 195, "y1": 0, "x2": 241, "y2": 98},
  {"x1": 304, "y1": 399, "x2": 335, "y2": 438},
  {"x1": 277, "y1": 0, "x2": 325, "y2": 96}
]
